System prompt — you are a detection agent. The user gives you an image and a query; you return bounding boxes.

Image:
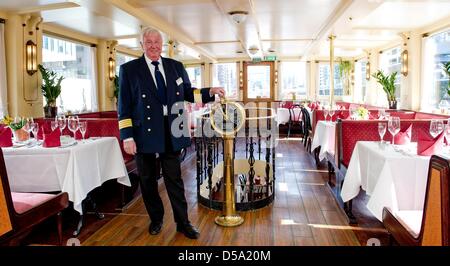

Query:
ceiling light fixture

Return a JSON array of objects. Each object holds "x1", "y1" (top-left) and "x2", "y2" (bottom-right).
[
  {"x1": 228, "y1": 11, "x2": 248, "y2": 24},
  {"x1": 248, "y1": 46, "x2": 259, "y2": 55}
]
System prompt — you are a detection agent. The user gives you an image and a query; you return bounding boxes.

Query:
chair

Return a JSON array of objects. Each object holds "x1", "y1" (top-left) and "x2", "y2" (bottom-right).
[
  {"x1": 287, "y1": 104, "x2": 302, "y2": 138},
  {"x1": 0, "y1": 148, "x2": 69, "y2": 246},
  {"x1": 382, "y1": 155, "x2": 450, "y2": 246},
  {"x1": 301, "y1": 107, "x2": 312, "y2": 152}
]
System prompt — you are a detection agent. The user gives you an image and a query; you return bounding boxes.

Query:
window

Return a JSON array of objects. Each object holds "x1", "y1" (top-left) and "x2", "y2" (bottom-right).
[
  {"x1": 115, "y1": 52, "x2": 137, "y2": 77},
  {"x1": 212, "y1": 63, "x2": 238, "y2": 99},
  {"x1": 354, "y1": 59, "x2": 368, "y2": 103},
  {"x1": 317, "y1": 62, "x2": 343, "y2": 96},
  {"x1": 279, "y1": 61, "x2": 307, "y2": 100},
  {"x1": 380, "y1": 46, "x2": 401, "y2": 99},
  {"x1": 422, "y1": 29, "x2": 450, "y2": 111},
  {"x1": 42, "y1": 35, "x2": 97, "y2": 113},
  {"x1": 185, "y1": 65, "x2": 202, "y2": 88}
]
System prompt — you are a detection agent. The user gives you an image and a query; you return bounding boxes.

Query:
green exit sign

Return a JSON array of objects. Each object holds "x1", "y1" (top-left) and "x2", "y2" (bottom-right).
[
  {"x1": 252, "y1": 57, "x2": 262, "y2": 63},
  {"x1": 264, "y1": 55, "x2": 277, "y2": 61}
]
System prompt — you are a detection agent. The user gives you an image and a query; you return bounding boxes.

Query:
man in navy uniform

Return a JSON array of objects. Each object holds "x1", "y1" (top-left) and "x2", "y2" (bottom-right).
[{"x1": 118, "y1": 27, "x2": 225, "y2": 239}]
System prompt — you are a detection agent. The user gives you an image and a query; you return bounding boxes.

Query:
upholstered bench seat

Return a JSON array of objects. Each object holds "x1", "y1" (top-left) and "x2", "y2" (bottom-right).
[{"x1": 11, "y1": 192, "x2": 58, "y2": 214}]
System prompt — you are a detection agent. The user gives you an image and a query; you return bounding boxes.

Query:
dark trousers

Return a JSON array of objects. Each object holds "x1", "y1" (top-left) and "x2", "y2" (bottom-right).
[{"x1": 135, "y1": 117, "x2": 189, "y2": 225}]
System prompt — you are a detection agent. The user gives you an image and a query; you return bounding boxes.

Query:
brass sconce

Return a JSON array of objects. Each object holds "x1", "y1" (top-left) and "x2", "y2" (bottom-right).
[
  {"x1": 108, "y1": 57, "x2": 116, "y2": 80},
  {"x1": 239, "y1": 70, "x2": 243, "y2": 87},
  {"x1": 26, "y1": 40, "x2": 37, "y2": 75},
  {"x1": 401, "y1": 50, "x2": 408, "y2": 76},
  {"x1": 274, "y1": 70, "x2": 278, "y2": 84},
  {"x1": 365, "y1": 61, "x2": 371, "y2": 81}
]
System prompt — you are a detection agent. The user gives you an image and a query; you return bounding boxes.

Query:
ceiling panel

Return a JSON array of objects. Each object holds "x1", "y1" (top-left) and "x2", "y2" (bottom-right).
[
  {"x1": 262, "y1": 40, "x2": 309, "y2": 57},
  {"x1": 0, "y1": 0, "x2": 65, "y2": 11},
  {"x1": 130, "y1": 0, "x2": 238, "y2": 43},
  {"x1": 41, "y1": 6, "x2": 141, "y2": 39},
  {"x1": 356, "y1": 1, "x2": 450, "y2": 30},
  {"x1": 197, "y1": 42, "x2": 245, "y2": 58},
  {"x1": 253, "y1": 0, "x2": 343, "y2": 40}
]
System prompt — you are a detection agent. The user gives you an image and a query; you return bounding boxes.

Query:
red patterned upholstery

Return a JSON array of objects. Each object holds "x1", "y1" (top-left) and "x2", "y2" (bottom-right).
[{"x1": 340, "y1": 120, "x2": 435, "y2": 167}]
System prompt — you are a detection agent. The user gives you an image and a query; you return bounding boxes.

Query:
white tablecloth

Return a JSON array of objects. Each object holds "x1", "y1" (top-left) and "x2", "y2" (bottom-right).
[
  {"x1": 311, "y1": 121, "x2": 336, "y2": 161},
  {"x1": 341, "y1": 141, "x2": 430, "y2": 220},
  {"x1": 3, "y1": 137, "x2": 130, "y2": 214},
  {"x1": 276, "y1": 108, "x2": 302, "y2": 126}
]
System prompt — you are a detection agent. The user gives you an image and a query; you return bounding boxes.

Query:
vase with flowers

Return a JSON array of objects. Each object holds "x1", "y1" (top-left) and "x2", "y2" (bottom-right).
[
  {"x1": 355, "y1": 106, "x2": 370, "y2": 120},
  {"x1": 1, "y1": 116, "x2": 29, "y2": 142}
]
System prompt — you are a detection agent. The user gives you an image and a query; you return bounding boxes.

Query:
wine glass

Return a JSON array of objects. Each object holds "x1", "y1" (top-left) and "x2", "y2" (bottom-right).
[
  {"x1": 57, "y1": 115, "x2": 66, "y2": 135},
  {"x1": 329, "y1": 108, "x2": 335, "y2": 122},
  {"x1": 378, "y1": 109, "x2": 386, "y2": 120},
  {"x1": 429, "y1": 119, "x2": 444, "y2": 138},
  {"x1": 388, "y1": 116, "x2": 400, "y2": 145},
  {"x1": 378, "y1": 122, "x2": 386, "y2": 144},
  {"x1": 444, "y1": 123, "x2": 450, "y2": 150},
  {"x1": 68, "y1": 116, "x2": 79, "y2": 138},
  {"x1": 323, "y1": 109, "x2": 329, "y2": 122},
  {"x1": 30, "y1": 122, "x2": 39, "y2": 141},
  {"x1": 50, "y1": 120, "x2": 58, "y2": 132},
  {"x1": 78, "y1": 121, "x2": 87, "y2": 142}
]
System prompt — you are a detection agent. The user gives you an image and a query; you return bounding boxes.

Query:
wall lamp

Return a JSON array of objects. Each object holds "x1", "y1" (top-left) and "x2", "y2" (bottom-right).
[
  {"x1": 401, "y1": 49, "x2": 408, "y2": 76},
  {"x1": 108, "y1": 57, "x2": 116, "y2": 80},
  {"x1": 26, "y1": 40, "x2": 37, "y2": 75},
  {"x1": 365, "y1": 61, "x2": 371, "y2": 81}
]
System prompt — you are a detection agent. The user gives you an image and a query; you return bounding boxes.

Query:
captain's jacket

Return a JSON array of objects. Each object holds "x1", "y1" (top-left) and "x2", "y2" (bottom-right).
[{"x1": 118, "y1": 55, "x2": 214, "y2": 153}]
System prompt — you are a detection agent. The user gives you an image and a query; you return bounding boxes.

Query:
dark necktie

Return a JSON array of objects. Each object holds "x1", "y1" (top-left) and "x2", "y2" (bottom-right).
[{"x1": 151, "y1": 61, "x2": 167, "y2": 105}]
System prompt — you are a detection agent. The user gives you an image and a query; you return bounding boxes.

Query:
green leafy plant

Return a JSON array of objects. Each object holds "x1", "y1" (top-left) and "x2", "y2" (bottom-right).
[
  {"x1": 338, "y1": 58, "x2": 353, "y2": 95},
  {"x1": 372, "y1": 70, "x2": 397, "y2": 103},
  {"x1": 1, "y1": 116, "x2": 26, "y2": 130},
  {"x1": 443, "y1": 62, "x2": 450, "y2": 96},
  {"x1": 38, "y1": 64, "x2": 64, "y2": 107}
]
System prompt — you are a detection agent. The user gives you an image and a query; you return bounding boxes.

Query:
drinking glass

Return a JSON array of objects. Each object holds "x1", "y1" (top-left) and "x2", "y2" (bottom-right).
[
  {"x1": 329, "y1": 108, "x2": 335, "y2": 122},
  {"x1": 50, "y1": 120, "x2": 58, "y2": 131},
  {"x1": 57, "y1": 115, "x2": 66, "y2": 134},
  {"x1": 78, "y1": 121, "x2": 87, "y2": 142},
  {"x1": 388, "y1": 116, "x2": 400, "y2": 145},
  {"x1": 30, "y1": 122, "x2": 39, "y2": 140},
  {"x1": 444, "y1": 124, "x2": 450, "y2": 149},
  {"x1": 378, "y1": 122, "x2": 386, "y2": 143},
  {"x1": 429, "y1": 119, "x2": 444, "y2": 138},
  {"x1": 68, "y1": 116, "x2": 79, "y2": 138},
  {"x1": 378, "y1": 109, "x2": 386, "y2": 120}
]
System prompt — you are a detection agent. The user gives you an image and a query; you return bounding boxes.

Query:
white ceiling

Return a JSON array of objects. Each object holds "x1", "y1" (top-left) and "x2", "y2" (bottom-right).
[{"x1": 1, "y1": 0, "x2": 450, "y2": 61}]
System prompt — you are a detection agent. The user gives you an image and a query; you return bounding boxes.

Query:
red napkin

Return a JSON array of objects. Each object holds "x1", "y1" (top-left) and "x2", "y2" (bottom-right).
[
  {"x1": 0, "y1": 127, "x2": 13, "y2": 147},
  {"x1": 417, "y1": 132, "x2": 444, "y2": 156},
  {"x1": 43, "y1": 128, "x2": 61, "y2": 148},
  {"x1": 394, "y1": 125, "x2": 412, "y2": 145}
]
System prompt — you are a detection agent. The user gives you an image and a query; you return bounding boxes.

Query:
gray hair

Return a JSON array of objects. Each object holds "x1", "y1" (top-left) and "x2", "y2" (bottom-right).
[{"x1": 140, "y1": 27, "x2": 162, "y2": 43}]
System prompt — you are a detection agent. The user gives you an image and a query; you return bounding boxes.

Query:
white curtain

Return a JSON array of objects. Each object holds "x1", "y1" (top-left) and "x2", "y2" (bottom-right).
[
  {"x1": 90, "y1": 46, "x2": 98, "y2": 111},
  {"x1": 0, "y1": 23, "x2": 8, "y2": 117}
]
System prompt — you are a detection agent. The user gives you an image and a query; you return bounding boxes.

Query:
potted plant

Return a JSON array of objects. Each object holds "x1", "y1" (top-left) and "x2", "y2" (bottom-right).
[
  {"x1": 39, "y1": 64, "x2": 64, "y2": 118},
  {"x1": 1, "y1": 116, "x2": 29, "y2": 142},
  {"x1": 338, "y1": 58, "x2": 353, "y2": 95},
  {"x1": 443, "y1": 62, "x2": 450, "y2": 96},
  {"x1": 372, "y1": 70, "x2": 398, "y2": 109}
]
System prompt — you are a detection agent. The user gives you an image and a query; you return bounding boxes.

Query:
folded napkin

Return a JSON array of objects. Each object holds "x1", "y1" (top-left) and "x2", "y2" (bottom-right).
[
  {"x1": 394, "y1": 125, "x2": 412, "y2": 145},
  {"x1": 417, "y1": 132, "x2": 444, "y2": 156},
  {"x1": 42, "y1": 128, "x2": 61, "y2": 148},
  {"x1": 0, "y1": 127, "x2": 13, "y2": 147}
]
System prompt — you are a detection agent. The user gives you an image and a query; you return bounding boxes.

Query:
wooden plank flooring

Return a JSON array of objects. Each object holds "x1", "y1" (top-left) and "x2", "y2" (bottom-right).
[{"x1": 82, "y1": 138, "x2": 363, "y2": 246}]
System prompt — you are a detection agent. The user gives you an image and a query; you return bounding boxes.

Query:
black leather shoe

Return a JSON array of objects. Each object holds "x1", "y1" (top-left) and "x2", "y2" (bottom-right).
[
  {"x1": 149, "y1": 221, "x2": 163, "y2": 235},
  {"x1": 176, "y1": 223, "x2": 200, "y2": 239}
]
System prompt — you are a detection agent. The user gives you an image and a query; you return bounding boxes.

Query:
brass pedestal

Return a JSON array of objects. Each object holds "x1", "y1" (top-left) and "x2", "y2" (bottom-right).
[{"x1": 214, "y1": 136, "x2": 244, "y2": 227}]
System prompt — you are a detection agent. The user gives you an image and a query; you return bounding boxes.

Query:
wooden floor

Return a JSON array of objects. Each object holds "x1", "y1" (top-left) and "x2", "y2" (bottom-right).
[{"x1": 81, "y1": 138, "x2": 376, "y2": 246}]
